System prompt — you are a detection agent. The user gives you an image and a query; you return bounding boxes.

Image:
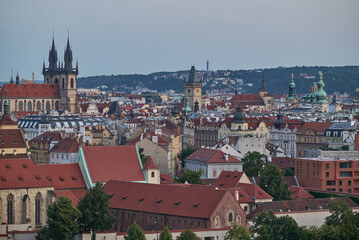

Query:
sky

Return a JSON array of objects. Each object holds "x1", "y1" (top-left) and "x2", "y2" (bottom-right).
[{"x1": 0, "y1": 0, "x2": 358, "y2": 81}]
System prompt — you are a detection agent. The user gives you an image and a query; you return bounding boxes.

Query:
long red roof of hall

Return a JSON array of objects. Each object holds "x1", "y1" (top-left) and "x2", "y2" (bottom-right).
[{"x1": 0, "y1": 83, "x2": 60, "y2": 98}]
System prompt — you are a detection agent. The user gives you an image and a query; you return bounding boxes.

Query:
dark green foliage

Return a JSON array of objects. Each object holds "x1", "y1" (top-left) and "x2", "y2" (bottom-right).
[
  {"x1": 284, "y1": 167, "x2": 295, "y2": 176},
  {"x1": 159, "y1": 226, "x2": 173, "y2": 240},
  {"x1": 224, "y1": 223, "x2": 251, "y2": 240},
  {"x1": 309, "y1": 191, "x2": 359, "y2": 205},
  {"x1": 175, "y1": 169, "x2": 203, "y2": 184},
  {"x1": 241, "y1": 151, "x2": 267, "y2": 177},
  {"x1": 138, "y1": 147, "x2": 149, "y2": 166},
  {"x1": 326, "y1": 198, "x2": 359, "y2": 227},
  {"x1": 253, "y1": 211, "x2": 305, "y2": 240},
  {"x1": 36, "y1": 196, "x2": 81, "y2": 240},
  {"x1": 77, "y1": 183, "x2": 115, "y2": 240},
  {"x1": 78, "y1": 66, "x2": 359, "y2": 94},
  {"x1": 124, "y1": 221, "x2": 146, "y2": 240},
  {"x1": 176, "y1": 230, "x2": 199, "y2": 240},
  {"x1": 178, "y1": 147, "x2": 197, "y2": 167},
  {"x1": 259, "y1": 164, "x2": 291, "y2": 201}
]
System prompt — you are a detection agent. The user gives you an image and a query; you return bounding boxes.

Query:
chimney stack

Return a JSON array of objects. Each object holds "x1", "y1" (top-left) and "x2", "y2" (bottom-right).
[{"x1": 235, "y1": 190, "x2": 239, "y2": 201}]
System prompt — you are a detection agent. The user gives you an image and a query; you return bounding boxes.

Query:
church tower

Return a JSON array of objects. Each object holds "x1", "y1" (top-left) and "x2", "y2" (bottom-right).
[
  {"x1": 258, "y1": 71, "x2": 268, "y2": 97},
  {"x1": 287, "y1": 73, "x2": 297, "y2": 101},
  {"x1": 184, "y1": 66, "x2": 202, "y2": 111},
  {"x1": 42, "y1": 34, "x2": 79, "y2": 113}
]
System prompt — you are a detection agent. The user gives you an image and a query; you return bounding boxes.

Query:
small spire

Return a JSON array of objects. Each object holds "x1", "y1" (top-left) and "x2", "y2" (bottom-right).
[
  {"x1": 76, "y1": 59, "x2": 79, "y2": 73},
  {"x1": 4, "y1": 89, "x2": 10, "y2": 115},
  {"x1": 260, "y1": 70, "x2": 267, "y2": 92},
  {"x1": 16, "y1": 70, "x2": 20, "y2": 85},
  {"x1": 10, "y1": 69, "x2": 14, "y2": 84}
]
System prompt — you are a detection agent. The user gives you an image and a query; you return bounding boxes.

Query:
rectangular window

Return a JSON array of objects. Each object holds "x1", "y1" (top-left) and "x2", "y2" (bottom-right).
[
  {"x1": 348, "y1": 189, "x2": 352, "y2": 193},
  {"x1": 349, "y1": 180, "x2": 352, "y2": 186},
  {"x1": 326, "y1": 172, "x2": 330, "y2": 178},
  {"x1": 339, "y1": 188, "x2": 342, "y2": 192},
  {"x1": 326, "y1": 180, "x2": 335, "y2": 186},
  {"x1": 339, "y1": 162, "x2": 351, "y2": 169},
  {"x1": 326, "y1": 163, "x2": 330, "y2": 169},
  {"x1": 213, "y1": 170, "x2": 217, "y2": 177},
  {"x1": 339, "y1": 180, "x2": 342, "y2": 186},
  {"x1": 339, "y1": 171, "x2": 352, "y2": 177}
]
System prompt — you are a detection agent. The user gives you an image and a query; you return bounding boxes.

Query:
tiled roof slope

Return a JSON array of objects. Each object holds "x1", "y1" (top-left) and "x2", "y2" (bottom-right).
[
  {"x1": 213, "y1": 171, "x2": 246, "y2": 188},
  {"x1": 82, "y1": 146, "x2": 146, "y2": 183},
  {"x1": 0, "y1": 83, "x2": 60, "y2": 98},
  {"x1": 0, "y1": 158, "x2": 53, "y2": 189},
  {"x1": 37, "y1": 164, "x2": 86, "y2": 190},
  {"x1": 50, "y1": 138, "x2": 79, "y2": 153},
  {"x1": 185, "y1": 148, "x2": 241, "y2": 163},
  {"x1": 247, "y1": 197, "x2": 358, "y2": 220},
  {"x1": 298, "y1": 122, "x2": 332, "y2": 133},
  {"x1": 0, "y1": 129, "x2": 27, "y2": 148},
  {"x1": 104, "y1": 180, "x2": 233, "y2": 218},
  {"x1": 30, "y1": 131, "x2": 62, "y2": 142},
  {"x1": 143, "y1": 156, "x2": 159, "y2": 170}
]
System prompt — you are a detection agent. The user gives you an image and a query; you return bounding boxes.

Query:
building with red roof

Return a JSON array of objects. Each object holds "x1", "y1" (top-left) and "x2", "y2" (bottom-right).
[
  {"x1": 184, "y1": 148, "x2": 243, "y2": 179},
  {"x1": 50, "y1": 138, "x2": 80, "y2": 164},
  {"x1": 29, "y1": 131, "x2": 62, "y2": 164},
  {"x1": 76, "y1": 145, "x2": 147, "y2": 188},
  {"x1": 104, "y1": 180, "x2": 247, "y2": 233}
]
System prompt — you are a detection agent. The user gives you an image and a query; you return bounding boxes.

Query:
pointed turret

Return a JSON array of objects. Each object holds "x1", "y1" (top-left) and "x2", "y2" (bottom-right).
[
  {"x1": 10, "y1": 70, "x2": 14, "y2": 84},
  {"x1": 16, "y1": 70, "x2": 20, "y2": 85},
  {"x1": 76, "y1": 59, "x2": 79, "y2": 73},
  {"x1": 182, "y1": 94, "x2": 191, "y2": 116},
  {"x1": 288, "y1": 73, "x2": 297, "y2": 101},
  {"x1": 48, "y1": 36, "x2": 58, "y2": 70},
  {"x1": 42, "y1": 61, "x2": 45, "y2": 73},
  {"x1": 187, "y1": 65, "x2": 198, "y2": 83},
  {"x1": 260, "y1": 71, "x2": 267, "y2": 92},
  {"x1": 64, "y1": 35, "x2": 73, "y2": 72},
  {"x1": 3, "y1": 94, "x2": 10, "y2": 115}
]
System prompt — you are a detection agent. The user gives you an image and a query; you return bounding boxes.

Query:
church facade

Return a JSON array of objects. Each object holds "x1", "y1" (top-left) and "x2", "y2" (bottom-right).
[{"x1": 0, "y1": 36, "x2": 80, "y2": 114}]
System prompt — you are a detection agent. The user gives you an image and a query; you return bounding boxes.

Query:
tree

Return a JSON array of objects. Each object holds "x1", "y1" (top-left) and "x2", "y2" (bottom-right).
[
  {"x1": 178, "y1": 147, "x2": 197, "y2": 167},
  {"x1": 176, "y1": 230, "x2": 199, "y2": 240},
  {"x1": 241, "y1": 151, "x2": 267, "y2": 177},
  {"x1": 159, "y1": 226, "x2": 173, "y2": 240},
  {"x1": 325, "y1": 198, "x2": 359, "y2": 227},
  {"x1": 259, "y1": 164, "x2": 291, "y2": 201},
  {"x1": 124, "y1": 221, "x2": 146, "y2": 240},
  {"x1": 224, "y1": 223, "x2": 251, "y2": 240},
  {"x1": 139, "y1": 147, "x2": 149, "y2": 166},
  {"x1": 77, "y1": 182, "x2": 115, "y2": 240},
  {"x1": 175, "y1": 169, "x2": 203, "y2": 184},
  {"x1": 284, "y1": 167, "x2": 294, "y2": 176},
  {"x1": 253, "y1": 210, "x2": 305, "y2": 240},
  {"x1": 36, "y1": 196, "x2": 81, "y2": 240}
]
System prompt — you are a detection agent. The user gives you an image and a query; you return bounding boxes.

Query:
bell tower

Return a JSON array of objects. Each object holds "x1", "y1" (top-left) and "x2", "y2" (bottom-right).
[{"x1": 184, "y1": 66, "x2": 202, "y2": 111}]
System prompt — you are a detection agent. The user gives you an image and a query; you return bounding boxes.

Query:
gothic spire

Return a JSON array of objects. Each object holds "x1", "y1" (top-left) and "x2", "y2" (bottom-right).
[
  {"x1": 48, "y1": 33, "x2": 58, "y2": 70},
  {"x1": 4, "y1": 92, "x2": 10, "y2": 115},
  {"x1": 10, "y1": 69, "x2": 14, "y2": 84},
  {"x1": 64, "y1": 33, "x2": 73, "y2": 72},
  {"x1": 187, "y1": 65, "x2": 198, "y2": 83}
]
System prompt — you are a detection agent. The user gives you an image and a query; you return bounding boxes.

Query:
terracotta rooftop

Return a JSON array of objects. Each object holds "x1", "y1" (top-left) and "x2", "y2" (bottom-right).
[
  {"x1": 0, "y1": 83, "x2": 60, "y2": 98},
  {"x1": 82, "y1": 145, "x2": 146, "y2": 183},
  {"x1": 104, "y1": 180, "x2": 233, "y2": 218},
  {"x1": 50, "y1": 138, "x2": 80, "y2": 153},
  {"x1": 30, "y1": 131, "x2": 62, "y2": 143},
  {"x1": 298, "y1": 122, "x2": 332, "y2": 133},
  {"x1": 231, "y1": 94, "x2": 265, "y2": 106},
  {"x1": 185, "y1": 148, "x2": 241, "y2": 164},
  {"x1": 143, "y1": 156, "x2": 159, "y2": 170},
  {"x1": 213, "y1": 171, "x2": 246, "y2": 188},
  {"x1": 0, "y1": 129, "x2": 27, "y2": 148},
  {"x1": 289, "y1": 186, "x2": 314, "y2": 200}
]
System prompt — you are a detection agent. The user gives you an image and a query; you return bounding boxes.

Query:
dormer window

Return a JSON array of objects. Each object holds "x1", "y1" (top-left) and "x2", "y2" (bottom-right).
[
  {"x1": 5, "y1": 164, "x2": 11, "y2": 169},
  {"x1": 174, "y1": 201, "x2": 181, "y2": 207},
  {"x1": 59, "y1": 176, "x2": 64, "y2": 182},
  {"x1": 156, "y1": 200, "x2": 162, "y2": 205},
  {"x1": 122, "y1": 195, "x2": 128, "y2": 200}
]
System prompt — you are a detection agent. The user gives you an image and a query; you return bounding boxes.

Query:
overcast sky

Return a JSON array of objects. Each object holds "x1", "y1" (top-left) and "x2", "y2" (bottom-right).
[{"x1": 0, "y1": 0, "x2": 358, "y2": 81}]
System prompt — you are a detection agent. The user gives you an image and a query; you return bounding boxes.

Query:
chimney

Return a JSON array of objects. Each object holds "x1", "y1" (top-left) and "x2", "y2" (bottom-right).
[
  {"x1": 235, "y1": 190, "x2": 239, "y2": 201},
  {"x1": 224, "y1": 154, "x2": 228, "y2": 161}
]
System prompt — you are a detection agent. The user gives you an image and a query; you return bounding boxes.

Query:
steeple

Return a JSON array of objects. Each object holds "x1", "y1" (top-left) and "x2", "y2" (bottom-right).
[
  {"x1": 273, "y1": 112, "x2": 284, "y2": 130},
  {"x1": 288, "y1": 73, "x2": 297, "y2": 101},
  {"x1": 16, "y1": 70, "x2": 20, "y2": 85},
  {"x1": 194, "y1": 100, "x2": 199, "y2": 112},
  {"x1": 76, "y1": 59, "x2": 79, "y2": 73},
  {"x1": 187, "y1": 65, "x2": 198, "y2": 83},
  {"x1": 182, "y1": 94, "x2": 191, "y2": 116},
  {"x1": 10, "y1": 70, "x2": 14, "y2": 84},
  {"x1": 3, "y1": 93, "x2": 10, "y2": 115},
  {"x1": 48, "y1": 33, "x2": 58, "y2": 71},
  {"x1": 64, "y1": 32, "x2": 73, "y2": 72},
  {"x1": 260, "y1": 71, "x2": 267, "y2": 92}
]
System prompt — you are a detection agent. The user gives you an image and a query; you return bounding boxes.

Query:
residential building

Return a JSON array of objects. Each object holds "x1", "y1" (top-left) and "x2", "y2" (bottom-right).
[
  {"x1": 29, "y1": 132, "x2": 62, "y2": 164},
  {"x1": 49, "y1": 138, "x2": 80, "y2": 164},
  {"x1": 184, "y1": 148, "x2": 243, "y2": 179}
]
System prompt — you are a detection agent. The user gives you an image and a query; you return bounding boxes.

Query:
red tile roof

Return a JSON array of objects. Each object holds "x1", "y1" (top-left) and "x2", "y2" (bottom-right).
[
  {"x1": 0, "y1": 114, "x2": 18, "y2": 126},
  {"x1": 104, "y1": 180, "x2": 233, "y2": 218},
  {"x1": 50, "y1": 138, "x2": 80, "y2": 153},
  {"x1": 231, "y1": 94, "x2": 265, "y2": 106},
  {"x1": 37, "y1": 164, "x2": 87, "y2": 190},
  {"x1": 237, "y1": 183, "x2": 272, "y2": 200},
  {"x1": 247, "y1": 197, "x2": 358, "y2": 220},
  {"x1": 228, "y1": 187, "x2": 254, "y2": 203},
  {"x1": 0, "y1": 129, "x2": 27, "y2": 148},
  {"x1": 0, "y1": 83, "x2": 60, "y2": 98},
  {"x1": 0, "y1": 158, "x2": 53, "y2": 189},
  {"x1": 160, "y1": 174, "x2": 174, "y2": 183},
  {"x1": 83, "y1": 146, "x2": 146, "y2": 183},
  {"x1": 213, "y1": 171, "x2": 246, "y2": 188},
  {"x1": 30, "y1": 131, "x2": 62, "y2": 143},
  {"x1": 298, "y1": 122, "x2": 332, "y2": 133},
  {"x1": 185, "y1": 148, "x2": 241, "y2": 164},
  {"x1": 289, "y1": 186, "x2": 313, "y2": 200},
  {"x1": 127, "y1": 130, "x2": 172, "y2": 146},
  {"x1": 55, "y1": 190, "x2": 81, "y2": 207},
  {"x1": 143, "y1": 156, "x2": 159, "y2": 170}
]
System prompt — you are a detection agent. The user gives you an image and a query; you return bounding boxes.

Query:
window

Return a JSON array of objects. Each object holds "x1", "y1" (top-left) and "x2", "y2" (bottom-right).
[
  {"x1": 7, "y1": 194, "x2": 14, "y2": 224},
  {"x1": 213, "y1": 170, "x2": 217, "y2": 177},
  {"x1": 348, "y1": 180, "x2": 352, "y2": 186},
  {"x1": 326, "y1": 172, "x2": 330, "y2": 178},
  {"x1": 339, "y1": 188, "x2": 343, "y2": 192},
  {"x1": 228, "y1": 213, "x2": 233, "y2": 222},
  {"x1": 339, "y1": 162, "x2": 351, "y2": 169},
  {"x1": 35, "y1": 193, "x2": 42, "y2": 225},
  {"x1": 339, "y1": 171, "x2": 352, "y2": 177},
  {"x1": 348, "y1": 189, "x2": 352, "y2": 193},
  {"x1": 326, "y1": 180, "x2": 335, "y2": 186},
  {"x1": 71, "y1": 78, "x2": 74, "y2": 88},
  {"x1": 151, "y1": 172, "x2": 155, "y2": 178},
  {"x1": 326, "y1": 163, "x2": 330, "y2": 170},
  {"x1": 339, "y1": 180, "x2": 342, "y2": 186}
]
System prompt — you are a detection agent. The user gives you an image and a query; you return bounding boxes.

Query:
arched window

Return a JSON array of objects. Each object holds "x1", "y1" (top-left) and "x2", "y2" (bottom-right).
[
  {"x1": 71, "y1": 78, "x2": 74, "y2": 88},
  {"x1": 54, "y1": 78, "x2": 58, "y2": 84},
  {"x1": 7, "y1": 194, "x2": 14, "y2": 224},
  {"x1": 151, "y1": 172, "x2": 155, "y2": 178},
  {"x1": 55, "y1": 101, "x2": 60, "y2": 110},
  {"x1": 236, "y1": 215, "x2": 241, "y2": 223},
  {"x1": 228, "y1": 212, "x2": 233, "y2": 222},
  {"x1": 62, "y1": 79, "x2": 65, "y2": 88},
  {"x1": 27, "y1": 101, "x2": 32, "y2": 111},
  {"x1": 19, "y1": 101, "x2": 24, "y2": 111},
  {"x1": 215, "y1": 216, "x2": 220, "y2": 227},
  {"x1": 46, "y1": 101, "x2": 51, "y2": 111},
  {"x1": 36, "y1": 101, "x2": 41, "y2": 111},
  {"x1": 35, "y1": 193, "x2": 42, "y2": 225}
]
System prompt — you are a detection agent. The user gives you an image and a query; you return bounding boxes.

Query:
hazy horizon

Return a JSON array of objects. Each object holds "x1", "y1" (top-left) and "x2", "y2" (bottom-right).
[{"x1": 1, "y1": 0, "x2": 358, "y2": 81}]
